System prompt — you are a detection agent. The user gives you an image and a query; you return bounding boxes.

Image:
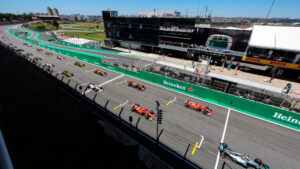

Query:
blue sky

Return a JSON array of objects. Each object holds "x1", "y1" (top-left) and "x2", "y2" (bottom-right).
[{"x1": 0, "y1": 0, "x2": 300, "y2": 18}]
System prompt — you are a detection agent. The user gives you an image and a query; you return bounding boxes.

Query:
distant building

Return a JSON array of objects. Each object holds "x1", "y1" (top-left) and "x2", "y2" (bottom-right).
[
  {"x1": 35, "y1": 15, "x2": 60, "y2": 21},
  {"x1": 47, "y1": 7, "x2": 54, "y2": 16},
  {"x1": 35, "y1": 7, "x2": 60, "y2": 20},
  {"x1": 138, "y1": 10, "x2": 180, "y2": 17},
  {"x1": 52, "y1": 8, "x2": 59, "y2": 16},
  {"x1": 106, "y1": 11, "x2": 118, "y2": 17}
]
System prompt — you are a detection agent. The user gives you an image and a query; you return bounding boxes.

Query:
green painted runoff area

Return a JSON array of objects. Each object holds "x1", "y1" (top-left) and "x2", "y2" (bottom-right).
[
  {"x1": 8, "y1": 28, "x2": 300, "y2": 131},
  {"x1": 16, "y1": 28, "x2": 140, "y2": 59}
]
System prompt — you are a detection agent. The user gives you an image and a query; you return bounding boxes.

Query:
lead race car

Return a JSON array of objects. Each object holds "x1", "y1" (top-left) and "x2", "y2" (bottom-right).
[
  {"x1": 184, "y1": 100, "x2": 213, "y2": 115},
  {"x1": 131, "y1": 104, "x2": 156, "y2": 120},
  {"x1": 87, "y1": 83, "x2": 104, "y2": 93},
  {"x1": 219, "y1": 143, "x2": 270, "y2": 169}
]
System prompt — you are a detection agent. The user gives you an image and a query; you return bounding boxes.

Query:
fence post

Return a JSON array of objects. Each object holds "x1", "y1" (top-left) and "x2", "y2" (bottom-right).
[
  {"x1": 67, "y1": 79, "x2": 71, "y2": 85},
  {"x1": 183, "y1": 144, "x2": 190, "y2": 160},
  {"x1": 93, "y1": 94, "x2": 97, "y2": 102},
  {"x1": 221, "y1": 161, "x2": 226, "y2": 169},
  {"x1": 157, "y1": 129, "x2": 164, "y2": 143},
  {"x1": 83, "y1": 87, "x2": 88, "y2": 95},
  {"x1": 75, "y1": 83, "x2": 79, "y2": 90},
  {"x1": 119, "y1": 108, "x2": 124, "y2": 120},
  {"x1": 105, "y1": 100, "x2": 109, "y2": 109},
  {"x1": 61, "y1": 76, "x2": 64, "y2": 81},
  {"x1": 135, "y1": 117, "x2": 141, "y2": 131}
]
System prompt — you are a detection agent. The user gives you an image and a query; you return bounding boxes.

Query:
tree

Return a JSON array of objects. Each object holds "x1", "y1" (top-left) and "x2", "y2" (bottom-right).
[{"x1": 52, "y1": 20, "x2": 59, "y2": 29}]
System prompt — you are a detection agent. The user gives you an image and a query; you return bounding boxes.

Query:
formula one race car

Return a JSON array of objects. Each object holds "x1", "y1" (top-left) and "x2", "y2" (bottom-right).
[
  {"x1": 94, "y1": 69, "x2": 107, "y2": 76},
  {"x1": 36, "y1": 48, "x2": 43, "y2": 52},
  {"x1": 184, "y1": 100, "x2": 213, "y2": 115},
  {"x1": 57, "y1": 56, "x2": 65, "y2": 60},
  {"x1": 87, "y1": 83, "x2": 104, "y2": 93},
  {"x1": 33, "y1": 57, "x2": 42, "y2": 63},
  {"x1": 128, "y1": 81, "x2": 146, "y2": 91},
  {"x1": 62, "y1": 70, "x2": 73, "y2": 77},
  {"x1": 74, "y1": 62, "x2": 85, "y2": 67},
  {"x1": 219, "y1": 143, "x2": 270, "y2": 169},
  {"x1": 45, "y1": 51, "x2": 52, "y2": 55},
  {"x1": 45, "y1": 62, "x2": 55, "y2": 68},
  {"x1": 131, "y1": 104, "x2": 156, "y2": 120}
]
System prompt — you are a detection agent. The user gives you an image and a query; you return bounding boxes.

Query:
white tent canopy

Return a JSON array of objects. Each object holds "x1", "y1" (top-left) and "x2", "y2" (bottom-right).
[
  {"x1": 249, "y1": 25, "x2": 300, "y2": 52},
  {"x1": 63, "y1": 38, "x2": 93, "y2": 45}
]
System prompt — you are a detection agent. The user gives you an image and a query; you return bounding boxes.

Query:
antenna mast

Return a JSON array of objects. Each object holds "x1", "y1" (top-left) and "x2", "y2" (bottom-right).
[{"x1": 266, "y1": 0, "x2": 275, "y2": 19}]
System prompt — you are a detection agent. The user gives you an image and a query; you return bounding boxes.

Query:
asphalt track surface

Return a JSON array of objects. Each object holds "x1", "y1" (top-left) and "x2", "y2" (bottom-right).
[{"x1": 1, "y1": 25, "x2": 300, "y2": 169}]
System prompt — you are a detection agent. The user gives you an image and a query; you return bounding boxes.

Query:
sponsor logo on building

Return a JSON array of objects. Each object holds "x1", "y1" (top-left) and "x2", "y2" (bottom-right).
[
  {"x1": 242, "y1": 57, "x2": 300, "y2": 70},
  {"x1": 273, "y1": 112, "x2": 300, "y2": 126},
  {"x1": 163, "y1": 80, "x2": 186, "y2": 90}
]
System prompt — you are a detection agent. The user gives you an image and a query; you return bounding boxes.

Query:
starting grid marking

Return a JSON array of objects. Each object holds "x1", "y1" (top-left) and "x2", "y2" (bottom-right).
[
  {"x1": 113, "y1": 100, "x2": 129, "y2": 110},
  {"x1": 166, "y1": 97, "x2": 176, "y2": 106},
  {"x1": 191, "y1": 135, "x2": 205, "y2": 155},
  {"x1": 65, "y1": 61, "x2": 75, "y2": 65},
  {"x1": 116, "y1": 80, "x2": 127, "y2": 85},
  {"x1": 85, "y1": 69, "x2": 95, "y2": 73}
]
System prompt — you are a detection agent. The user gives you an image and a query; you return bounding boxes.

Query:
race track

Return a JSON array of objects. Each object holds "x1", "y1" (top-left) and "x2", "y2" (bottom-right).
[{"x1": 1, "y1": 24, "x2": 299, "y2": 169}]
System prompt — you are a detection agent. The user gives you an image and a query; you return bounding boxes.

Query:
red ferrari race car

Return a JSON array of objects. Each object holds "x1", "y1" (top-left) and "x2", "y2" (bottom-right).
[
  {"x1": 185, "y1": 100, "x2": 213, "y2": 116},
  {"x1": 87, "y1": 83, "x2": 104, "y2": 93},
  {"x1": 131, "y1": 104, "x2": 156, "y2": 120},
  {"x1": 128, "y1": 81, "x2": 146, "y2": 91}
]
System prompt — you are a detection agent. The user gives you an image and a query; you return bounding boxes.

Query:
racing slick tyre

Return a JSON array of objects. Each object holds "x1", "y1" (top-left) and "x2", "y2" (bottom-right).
[
  {"x1": 185, "y1": 101, "x2": 189, "y2": 108},
  {"x1": 262, "y1": 164, "x2": 270, "y2": 169},
  {"x1": 128, "y1": 83, "x2": 132, "y2": 87},
  {"x1": 220, "y1": 151, "x2": 226, "y2": 158},
  {"x1": 145, "y1": 114, "x2": 150, "y2": 119},
  {"x1": 221, "y1": 143, "x2": 228, "y2": 149},
  {"x1": 150, "y1": 111, "x2": 155, "y2": 115},
  {"x1": 254, "y1": 158, "x2": 262, "y2": 165}
]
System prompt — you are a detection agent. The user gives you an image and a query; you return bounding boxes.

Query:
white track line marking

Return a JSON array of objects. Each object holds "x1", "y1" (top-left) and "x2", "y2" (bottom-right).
[
  {"x1": 214, "y1": 108, "x2": 231, "y2": 169},
  {"x1": 85, "y1": 74, "x2": 124, "y2": 94},
  {"x1": 191, "y1": 135, "x2": 204, "y2": 155},
  {"x1": 197, "y1": 135, "x2": 205, "y2": 148}
]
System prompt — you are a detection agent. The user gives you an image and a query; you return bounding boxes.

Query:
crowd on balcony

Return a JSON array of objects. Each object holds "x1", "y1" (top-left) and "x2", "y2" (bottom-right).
[
  {"x1": 159, "y1": 26, "x2": 194, "y2": 32},
  {"x1": 247, "y1": 47, "x2": 300, "y2": 64}
]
